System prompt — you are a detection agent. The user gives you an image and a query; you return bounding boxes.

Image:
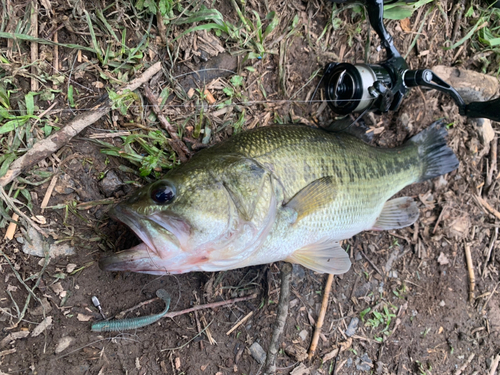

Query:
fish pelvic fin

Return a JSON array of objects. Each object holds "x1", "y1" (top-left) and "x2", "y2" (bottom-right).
[
  {"x1": 284, "y1": 176, "x2": 337, "y2": 223},
  {"x1": 371, "y1": 196, "x2": 419, "y2": 231},
  {"x1": 407, "y1": 120, "x2": 459, "y2": 182},
  {"x1": 285, "y1": 240, "x2": 351, "y2": 275}
]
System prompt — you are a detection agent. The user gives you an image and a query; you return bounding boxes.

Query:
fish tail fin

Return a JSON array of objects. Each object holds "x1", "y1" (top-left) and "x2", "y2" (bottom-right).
[{"x1": 407, "y1": 120, "x2": 459, "y2": 182}]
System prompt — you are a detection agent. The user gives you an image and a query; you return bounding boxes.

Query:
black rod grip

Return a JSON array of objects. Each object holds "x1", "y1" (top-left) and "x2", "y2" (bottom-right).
[{"x1": 466, "y1": 97, "x2": 500, "y2": 122}]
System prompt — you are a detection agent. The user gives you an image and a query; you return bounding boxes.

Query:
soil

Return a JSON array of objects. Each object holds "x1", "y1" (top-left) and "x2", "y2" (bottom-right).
[{"x1": 1, "y1": 1, "x2": 499, "y2": 375}]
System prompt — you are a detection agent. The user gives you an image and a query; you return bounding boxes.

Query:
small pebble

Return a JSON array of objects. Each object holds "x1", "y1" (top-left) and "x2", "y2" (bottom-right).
[
  {"x1": 355, "y1": 353, "x2": 373, "y2": 372},
  {"x1": 345, "y1": 317, "x2": 359, "y2": 337},
  {"x1": 299, "y1": 329, "x2": 308, "y2": 341},
  {"x1": 249, "y1": 342, "x2": 266, "y2": 364},
  {"x1": 439, "y1": 300, "x2": 446, "y2": 307},
  {"x1": 98, "y1": 170, "x2": 123, "y2": 197}
]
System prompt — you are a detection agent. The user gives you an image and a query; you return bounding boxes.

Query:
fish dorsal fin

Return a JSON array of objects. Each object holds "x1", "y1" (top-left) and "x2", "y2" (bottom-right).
[
  {"x1": 219, "y1": 155, "x2": 269, "y2": 221},
  {"x1": 371, "y1": 197, "x2": 419, "y2": 231},
  {"x1": 286, "y1": 240, "x2": 351, "y2": 274},
  {"x1": 285, "y1": 177, "x2": 337, "y2": 222}
]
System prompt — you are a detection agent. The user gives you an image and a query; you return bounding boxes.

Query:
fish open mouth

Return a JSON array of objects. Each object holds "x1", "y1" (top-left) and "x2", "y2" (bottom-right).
[{"x1": 99, "y1": 204, "x2": 187, "y2": 274}]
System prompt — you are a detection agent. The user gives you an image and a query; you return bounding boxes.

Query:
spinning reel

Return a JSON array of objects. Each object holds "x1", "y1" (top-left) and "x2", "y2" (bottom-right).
[{"x1": 324, "y1": 0, "x2": 500, "y2": 122}]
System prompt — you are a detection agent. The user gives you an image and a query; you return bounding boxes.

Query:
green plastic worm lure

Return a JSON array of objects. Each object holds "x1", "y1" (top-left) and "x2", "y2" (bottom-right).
[{"x1": 91, "y1": 289, "x2": 171, "y2": 332}]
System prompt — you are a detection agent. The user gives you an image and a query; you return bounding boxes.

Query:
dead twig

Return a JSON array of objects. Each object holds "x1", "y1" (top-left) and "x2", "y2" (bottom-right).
[
  {"x1": 164, "y1": 293, "x2": 257, "y2": 320},
  {"x1": 0, "y1": 61, "x2": 162, "y2": 188},
  {"x1": 263, "y1": 262, "x2": 293, "y2": 375},
  {"x1": 115, "y1": 296, "x2": 160, "y2": 319},
  {"x1": 454, "y1": 353, "x2": 475, "y2": 375},
  {"x1": 143, "y1": 85, "x2": 190, "y2": 163},
  {"x1": 40, "y1": 175, "x2": 58, "y2": 212},
  {"x1": 4, "y1": 213, "x2": 19, "y2": 240},
  {"x1": 0, "y1": 186, "x2": 48, "y2": 238},
  {"x1": 200, "y1": 314, "x2": 216, "y2": 345},
  {"x1": 481, "y1": 282, "x2": 499, "y2": 315},
  {"x1": 30, "y1": 1, "x2": 38, "y2": 93},
  {"x1": 308, "y1": 273, "x2": 334, "y2": 360},
  {"x1": 475, "y1": 195, "x2": 500, "y2": 221},
  {"x1": 194, "y1": 311, "x2": 204, "y2": 350},
  {"x1": 483, "y1": 227, "x2": 498, "y2": 276},
  {"x1": 226, "y1": 311, "x2": 253, "y2": 336},
  {"x1": 489, "y1": 353, "x2": 500, "y2": 375},
  {"x1": 464, "y1": 243, "x2": 475, "y2": 302},
  {"x1": 360, "y1": 250, "x2": 384, "y2": 276},
  {"x1": 486, "y1": 137, "x2": 497, "y2": 189}
]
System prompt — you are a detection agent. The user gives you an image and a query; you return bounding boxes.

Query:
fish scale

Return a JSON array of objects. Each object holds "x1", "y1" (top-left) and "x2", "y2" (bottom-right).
[{"x1": 100, "y1": 123, "x2": 458, "y2": 275}]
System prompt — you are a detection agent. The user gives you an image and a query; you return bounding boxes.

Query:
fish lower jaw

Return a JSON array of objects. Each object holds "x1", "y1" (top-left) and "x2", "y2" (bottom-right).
[{"x1": 99, "y1": 242, "x2": 209, "y2": 275}]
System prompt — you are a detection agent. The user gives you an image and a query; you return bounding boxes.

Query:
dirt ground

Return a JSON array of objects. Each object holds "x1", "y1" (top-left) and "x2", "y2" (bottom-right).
[{"x1": 1, "y1": 0, "x2": 499, "y2": 374}]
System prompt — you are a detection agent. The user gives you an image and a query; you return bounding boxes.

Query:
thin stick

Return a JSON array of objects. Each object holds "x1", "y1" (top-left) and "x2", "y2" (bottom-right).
[
  {"x1": 475, "y1": 195, "x2": 500, "y2": 221},
  {"x1": 226, "y1": 311, "x2": 253, "y2": 336},
  {"x1": 194, "y1": 311, "x2": 204, "y2": 350},
  {"x1": 264, "y1": 262, "x2": 293, "y2": 375},
  {"x1": 454, "y1": 353, "x2": 475, "y2": 375},
  {"x1": 40, "y1": 175, "x2": 58, "y2": 212},
  {"x1": 486, "y1": 137, "x2": 497, "y2": 188},
  {"x1": 30, "y1": 0, "x2": 39, "y2": 93},
  {"x1": 360, "y1": 250, "x2": 384, "y2": 276},
  {"x1": 53, "y1": 31, "x2": 59, "y2": 72},
  {"x1": 464, "y1": 244, "x2": 475, "y2": 302},
  {"x1": 483, "y1": 227, "x2": 498, "y2": 276},
  {"x1": 143, "y1": 85, "x2": 189, "y2": 163},
  {"x1": 200, "y1": 314, "x2": 216, "y2": 345},
  {"x1": 164, "y1": 293, "x2": 257, "y2": 320},
  {"x1": 4, "y1": 213, "x2": 19, "y2": 240},
  {"x1": 308, "y1": 273, "x2": 334, "y2": 360},
  {"x1": 481, "y1": 282, "x2": 499, "y2": 315},
  {"x1": 489, "y1": 353, "x2": 500, "y2": 375},
  {"x1": 0, "y1": 61, "x2": 162, "y2": 188},
  {"x1": 115, "y1": 296, "x2": 159, "y2": 318},
  {"x1": 0, "y1": 186, "x2": 48, "y2": 238}
]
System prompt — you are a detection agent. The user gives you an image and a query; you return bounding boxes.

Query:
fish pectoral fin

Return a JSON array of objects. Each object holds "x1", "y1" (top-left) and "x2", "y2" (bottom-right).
[
  {"x1": 284, "y1": 177, "x2": 337, "y2": 222},
  {"x1": 285, "y1": 240, "x2": 351, "y2": 274},
  {"x1": 371, "y1": 197, "x2": 419, "y2": 231}
]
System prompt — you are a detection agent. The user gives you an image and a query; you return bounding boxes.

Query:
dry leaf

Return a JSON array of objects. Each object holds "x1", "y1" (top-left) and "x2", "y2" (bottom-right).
[
  {"x1": 200, "y1": 364, "x2": 208, "y2": 371},
  {"x1": 187, "y1": 88, "x2": 195, "y2": 99},
  {"x1": 175, "y1": 357, "x2": 181, "y2": 369},
  {"x1": 437, "y1": 252, "x2": 449, "y2": 265},
  {"x1": 39, "y1": 0, "x2": 52, "y2": 14},
  {"x1": 31, "y1": 316, "x2": 53, "y2": 337},
  {"x1": 0, "y1": 331, "x2": 30, "y2": 348},
  {"x1": 50, "y1": 282, "x2": 64, "y2": 297},
  {"x1": 400, "y1": 18, "x2": 411, "y2": 32},
  {"x1": 290, "y1": 363, "x2": 310, "y2": 375},
  {"x1": 55, "y1": 336, "x2": 74, "y2": 354},
  {"x1": 66, "y1": 263, "x2": 77, "y2": 273},
  {"x1": 31, "y1": 297, "x2": 52, "y2": 316},
  {"x1": 77, "y1": 313, "x2": 92, "y2": 322},
  {"x1": 31, "y1": 215, "x2": 47, "y2": 225}
]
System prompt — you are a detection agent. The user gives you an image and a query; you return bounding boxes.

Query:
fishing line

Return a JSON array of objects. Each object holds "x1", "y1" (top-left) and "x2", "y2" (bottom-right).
[{"x1": 0, "y1": 98, "x2": 375, "y2": 115}]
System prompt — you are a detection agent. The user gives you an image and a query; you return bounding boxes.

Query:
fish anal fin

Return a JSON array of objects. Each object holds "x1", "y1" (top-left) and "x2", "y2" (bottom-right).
[
  {"x1": 285, "y1": 240, "x2": 351, "y2": 275},
  {"x1": 371, "y1": 197, "x2": 419, "y2": 231},
  {"x1": 285, "y1": 177, "x2": 337, "y2": 222}
]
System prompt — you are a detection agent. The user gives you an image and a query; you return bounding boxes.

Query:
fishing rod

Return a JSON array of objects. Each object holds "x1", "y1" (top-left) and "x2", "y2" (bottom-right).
[{"x1": 324, "y1": 0, "x2": 500, "y2": 122}]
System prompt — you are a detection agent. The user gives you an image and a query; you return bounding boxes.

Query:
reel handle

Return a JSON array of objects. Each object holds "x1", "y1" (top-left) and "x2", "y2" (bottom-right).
[{"x1": 405, "y1": 70, "x2": 500, "y2": 122}]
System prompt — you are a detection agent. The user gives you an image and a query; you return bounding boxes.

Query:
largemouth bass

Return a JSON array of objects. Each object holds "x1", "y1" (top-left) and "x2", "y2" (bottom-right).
[{"x1": 100, "y1": 122, "x2": 458, "y2": 275}]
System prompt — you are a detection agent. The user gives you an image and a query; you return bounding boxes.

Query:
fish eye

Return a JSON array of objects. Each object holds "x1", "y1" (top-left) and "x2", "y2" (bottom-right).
[{"x1": 150, "y1": 183, "x2": 176, "y2": 204}]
